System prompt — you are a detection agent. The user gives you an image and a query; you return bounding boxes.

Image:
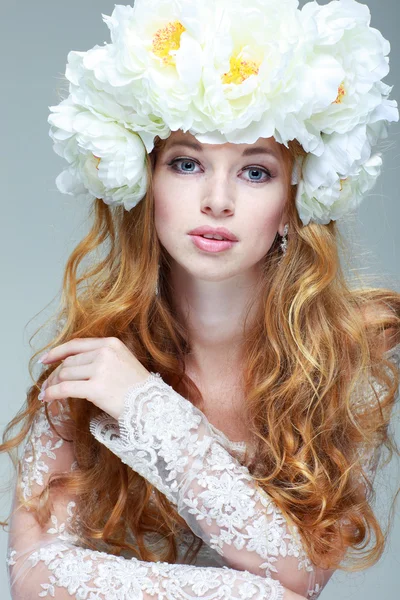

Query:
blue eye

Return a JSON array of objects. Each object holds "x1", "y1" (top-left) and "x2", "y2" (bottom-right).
[
  {"x1": 169, "y1": 159, "x2": 199, "y2": 173},
  {"x1": 167, "y1": 158, "x2": 274, "y2": 183},
  {"x1": 245, "y1": 168, "x2": 268, "y2": 182}
]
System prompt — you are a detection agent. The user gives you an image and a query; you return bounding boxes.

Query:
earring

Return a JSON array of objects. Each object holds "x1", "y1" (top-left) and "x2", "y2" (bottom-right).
[{"x1": 280, "y1": 223, "x2": 289, "y2": 257}]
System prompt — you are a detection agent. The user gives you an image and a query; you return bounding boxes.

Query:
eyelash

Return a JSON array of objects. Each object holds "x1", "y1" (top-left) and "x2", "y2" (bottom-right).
[{"x1": 167, "y1": 157, "x2": 275, "y2": 184}]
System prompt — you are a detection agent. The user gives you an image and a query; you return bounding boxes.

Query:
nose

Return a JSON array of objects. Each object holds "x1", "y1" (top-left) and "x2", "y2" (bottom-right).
[{"x1": 200, "y1": 172, "x2": 235, "y2": 217}]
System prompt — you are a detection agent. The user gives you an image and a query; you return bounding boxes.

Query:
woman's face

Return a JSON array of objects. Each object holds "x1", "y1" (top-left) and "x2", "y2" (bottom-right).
[{"x1": 152, "y1": 130, "x2": 289, "y2": 283}]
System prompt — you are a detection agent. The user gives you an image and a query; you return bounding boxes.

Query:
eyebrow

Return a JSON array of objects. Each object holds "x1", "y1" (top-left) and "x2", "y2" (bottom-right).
[{"x1": 164, "y1": 140, "x2": 280, "y2": 159}]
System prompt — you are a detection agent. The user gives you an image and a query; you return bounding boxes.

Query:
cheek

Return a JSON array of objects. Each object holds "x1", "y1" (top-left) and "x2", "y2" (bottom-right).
[
  {"x1": 256, "y1": 211, "x2": 282, "y2": 236},
  {"x1": 154, "y1": 193, "x2": 170, "y2": 224},
  {"x1": 153, "y1": 166, "x2": 198, "y2": 225},
  {"x1": 153, "y1": 175, "x2": 174, "y2": 226},
  {"x1": 249, "y1": 190, "x2": 286, "y2": 242},
  {"x1": 249, "y1": 217, "x2": 280, "y2": 257},
  {"x1": 153, "y1": 175, "x2": 188, "y2": 243}
]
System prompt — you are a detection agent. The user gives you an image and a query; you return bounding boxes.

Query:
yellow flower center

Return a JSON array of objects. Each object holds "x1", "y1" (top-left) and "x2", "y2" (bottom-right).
[
  {"x1": 93, "y1": 155, "x2": 101, "y2": 171},
  {"x1": 333, "y1": 82, "x2": 346, "y2": 104},
  {"x1": 152, "y1": 21, "x2": 186, "y2": 66},
  {"x1": 339, "y1": 178, "x2": 347, "y2": 191},
  {"x1": 222, "y1": 54, "x2": 260, "y2": 85}
]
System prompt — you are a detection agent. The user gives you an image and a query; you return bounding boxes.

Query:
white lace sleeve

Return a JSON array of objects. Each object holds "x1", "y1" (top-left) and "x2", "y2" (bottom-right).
[
  {"x1": 6, "y1": 398, "x2": 290, "y2": 600},
  {"x1": 89, "y1": 375, "x2": 334, "y2": 599}
]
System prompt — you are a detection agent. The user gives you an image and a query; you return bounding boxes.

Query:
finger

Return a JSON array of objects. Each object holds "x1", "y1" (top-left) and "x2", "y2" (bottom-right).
[
  {"x1": 42, "y1": 363, "x2": 64, "y2": 389},
  {"x1": 41, "y1": 364, "x2": 92, "y2": 399},
  {"x1": 52, "y1": 364, "x2": 93, "y2": 384},
  {"x1": 39, "y1": 337, "x2": 113, "y2": 364},
  {"x1": 40, "y1": 379, "x2": 91, "y2": 403},
  {"x1": 61, "y1": 350, "x2": 100, "y2": 367},
  {"x1": 40, "y1": 353, "x2": 96, "y2": 393}
]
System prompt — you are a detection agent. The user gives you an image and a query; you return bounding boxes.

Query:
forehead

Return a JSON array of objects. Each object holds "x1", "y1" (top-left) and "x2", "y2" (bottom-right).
[{"x1": 162, "y1": 129, "x2": 283, "y2": 159}]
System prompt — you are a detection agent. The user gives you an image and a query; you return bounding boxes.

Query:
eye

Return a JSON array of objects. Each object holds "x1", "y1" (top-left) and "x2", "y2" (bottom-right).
[
  {"x1": 167, "y1": 158, "x2": 201, "y2": 174},
  {"x1": 241, "y1": 166, "x2": 273, "y2": 184},
  {"x1": 167, "y1": 157, "x2": 275, "y2": 184}
]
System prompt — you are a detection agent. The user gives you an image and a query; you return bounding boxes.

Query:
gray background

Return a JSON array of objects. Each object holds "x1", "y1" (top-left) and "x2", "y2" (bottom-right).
[{"x1": 1, "y1": 1, "x2": 399, "y2": 597}]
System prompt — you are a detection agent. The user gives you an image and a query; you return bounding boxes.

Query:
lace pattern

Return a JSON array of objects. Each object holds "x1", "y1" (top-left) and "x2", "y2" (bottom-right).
[
  {"x1": 19, "y1": 401, "x2": 77, "y2": 506},
  {"x1": 6, "y1": 542, "x2": 285, "y2": 600},
  {"x1": 7, "y1": 399, "x2": 286, "y2": 599},
  {"x1": 89, "y1": 372, "x2": 323, "y2": 597}
]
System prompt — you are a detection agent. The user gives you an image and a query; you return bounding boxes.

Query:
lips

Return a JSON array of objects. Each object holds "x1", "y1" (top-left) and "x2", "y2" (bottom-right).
[
  {"x1": 198, "y1": 234, "x2": 227, "y2": 240},
  {"x1": 190, "y1": 235, "x2": 237, "y2": 253},
  {"x1": 188, "y1": 226, "x2": 238, "y2": 241}
]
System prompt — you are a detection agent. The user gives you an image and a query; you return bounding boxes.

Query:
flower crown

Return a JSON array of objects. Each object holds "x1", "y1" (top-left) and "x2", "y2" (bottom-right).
[{"x1": 48, "y1": 0, "x2": 398, "y2": 226}]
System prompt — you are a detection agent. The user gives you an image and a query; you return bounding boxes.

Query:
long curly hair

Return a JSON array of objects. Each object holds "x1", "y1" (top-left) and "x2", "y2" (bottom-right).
[{"x1": 1, "y1": 134, "x2": 400, "y2": 572}]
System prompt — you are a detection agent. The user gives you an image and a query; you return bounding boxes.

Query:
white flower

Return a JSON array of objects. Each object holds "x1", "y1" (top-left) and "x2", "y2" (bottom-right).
[
  {"x1": 190, "y1": 0, "x2": 344, "y2": 153},
  {"x1": 313, "y1": 124, "x2": 374, "y2": 180},
  {"x1": 48, "y1": 41, "x2": 174, "y2": 210},
  {"x1": 48, "y1": 96, "x2": 149, "y2": 210},
  {"x1": 94, "y1": 1, "x2": 207, "y2": 132},
  {"x1": 97, "y1": 1, "x2": 342, "y2": 152},
  {"x1": 65, "y1": 47, "x2": 170, "y2": 153},
  {"x1": 302, "y1": 0, "x2": 398, "y2": 137},
  {"x1": 296, "y1": 149, "x2": 382, "y2": 226},
  {"x1": 329, "y1": 153, "x2": 383, "y2": 220}
]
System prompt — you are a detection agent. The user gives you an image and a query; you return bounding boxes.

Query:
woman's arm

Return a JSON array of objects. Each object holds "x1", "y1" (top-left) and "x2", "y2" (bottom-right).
[
  {"x1": 89, "y1": 373, "x2": 335, "y2": 598},
  {"x1": 6, "y1": 397, "x2": 300, "y2": 600}
]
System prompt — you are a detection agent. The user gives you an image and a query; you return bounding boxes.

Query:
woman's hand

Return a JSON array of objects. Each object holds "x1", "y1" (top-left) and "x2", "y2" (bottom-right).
[{"x1": 37, "y1": 337, "x2": 151, "y2": 420}]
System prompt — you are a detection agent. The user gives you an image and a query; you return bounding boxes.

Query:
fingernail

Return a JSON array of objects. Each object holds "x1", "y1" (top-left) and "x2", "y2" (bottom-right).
[
  {"x1": 38, "y1": 380, "x2": 48, "y2": 402},
  {"x1": 37, "y1": 352, "x2": 49, "y2": 365}
]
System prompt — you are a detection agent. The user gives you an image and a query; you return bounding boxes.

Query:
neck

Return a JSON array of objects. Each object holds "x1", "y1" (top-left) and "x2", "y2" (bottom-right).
[{"x1": 168, "y1": 261, "x2": 262, "y2": 377}]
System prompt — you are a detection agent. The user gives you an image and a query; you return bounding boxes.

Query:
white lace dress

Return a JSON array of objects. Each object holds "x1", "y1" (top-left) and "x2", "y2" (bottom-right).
[{"x1": 6, "y1": 342, "x2": 400, "y2": 600}]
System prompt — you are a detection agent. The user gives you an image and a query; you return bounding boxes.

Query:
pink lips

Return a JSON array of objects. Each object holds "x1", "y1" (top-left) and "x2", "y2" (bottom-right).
[
  {"x1": 189, "y1": 234, "x2": 237, "y2": 253},
  {"x1": 188, "y1": 226, "x2": 238, "y2": 241}
]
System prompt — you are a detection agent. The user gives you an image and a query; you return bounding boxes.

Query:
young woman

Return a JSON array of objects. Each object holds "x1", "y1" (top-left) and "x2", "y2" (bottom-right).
[{"x1": 2, "y1": 1, "x2": 400, "y2": 599}]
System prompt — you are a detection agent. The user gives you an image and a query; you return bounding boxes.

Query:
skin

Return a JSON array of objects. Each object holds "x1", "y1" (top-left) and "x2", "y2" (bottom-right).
[{"x1": 153, "y1": 129, "x2": 289, "y2": 427}]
